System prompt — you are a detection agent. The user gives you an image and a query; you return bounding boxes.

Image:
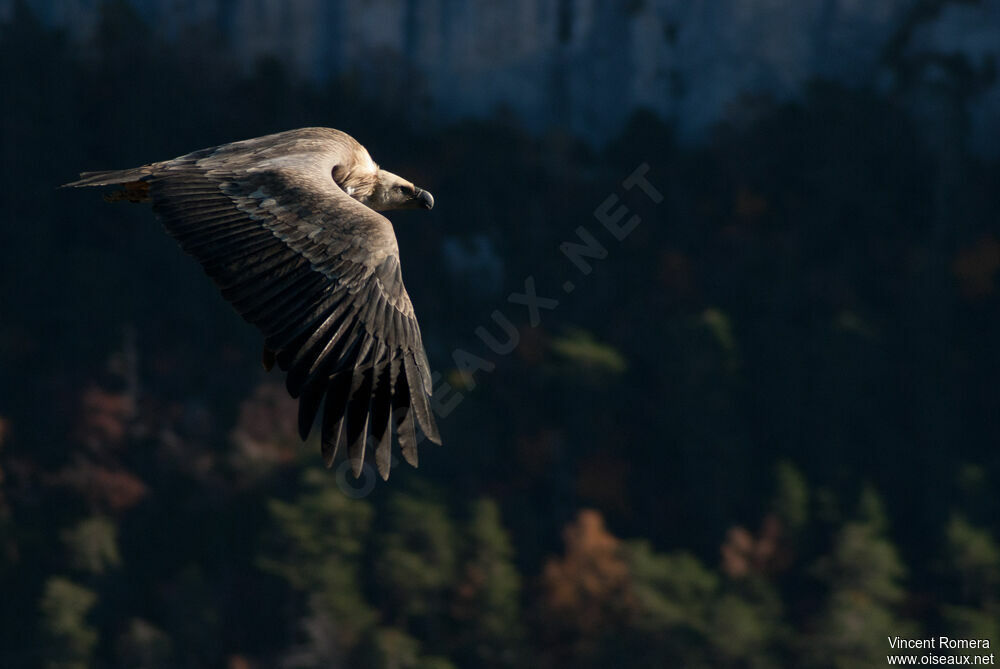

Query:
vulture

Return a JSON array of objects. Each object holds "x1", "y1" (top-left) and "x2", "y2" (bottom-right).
[{"x1": 65, "y1": 127, "x2": 441, "y2": 480}]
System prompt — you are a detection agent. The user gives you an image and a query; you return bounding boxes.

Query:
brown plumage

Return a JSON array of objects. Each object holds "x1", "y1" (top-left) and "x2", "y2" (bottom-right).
[{"x1": 65, "y1": 127, "x2": 440, "y2": 480}]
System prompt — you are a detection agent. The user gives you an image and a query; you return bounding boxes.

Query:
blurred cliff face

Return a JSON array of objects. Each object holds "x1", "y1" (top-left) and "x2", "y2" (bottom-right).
[{"x1": 6, "y1": 0, "x2": 1000, "y2": 153}]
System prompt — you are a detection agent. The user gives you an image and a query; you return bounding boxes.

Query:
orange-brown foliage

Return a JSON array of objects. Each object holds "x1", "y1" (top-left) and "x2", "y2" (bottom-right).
[
  {"x1": 52, "y1": 460, "x2": 148, "y2": 512},
  {"x1": 721, "y1": 513, "x2": 790, "y2": 578},
  {"x1": 540, "y1": 509, "x2": 634, "y2": 635}
]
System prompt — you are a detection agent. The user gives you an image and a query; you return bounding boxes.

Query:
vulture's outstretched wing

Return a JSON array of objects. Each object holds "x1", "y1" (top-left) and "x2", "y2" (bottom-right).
[{"x1": 66, "y1": 130, "x2": 440, "y2": 479}]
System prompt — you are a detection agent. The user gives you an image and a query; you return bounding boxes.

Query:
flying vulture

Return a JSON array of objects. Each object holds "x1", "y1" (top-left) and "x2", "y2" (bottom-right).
[{"x1": 65, "y1": 127, "x2": 441, "y2": 480}]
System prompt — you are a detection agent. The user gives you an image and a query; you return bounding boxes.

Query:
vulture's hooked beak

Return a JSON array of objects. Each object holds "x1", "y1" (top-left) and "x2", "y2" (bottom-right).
[{"x1": 415, "y1": 188, "x2": 434, "y2": 210}]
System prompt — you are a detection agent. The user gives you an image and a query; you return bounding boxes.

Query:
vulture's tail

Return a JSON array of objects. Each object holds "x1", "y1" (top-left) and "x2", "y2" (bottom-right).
[
  {"x1": 63, "y1": 168, "x2": 153, "y2": 188},
  {"x1": 63, "y1": 168, "x2": 154, "y2": 202}
]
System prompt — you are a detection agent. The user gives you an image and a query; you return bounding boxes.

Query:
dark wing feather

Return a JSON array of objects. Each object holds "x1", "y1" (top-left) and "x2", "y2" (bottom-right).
[{"x1": 67, "y1": 129, "x2": 440, "y2": 479}]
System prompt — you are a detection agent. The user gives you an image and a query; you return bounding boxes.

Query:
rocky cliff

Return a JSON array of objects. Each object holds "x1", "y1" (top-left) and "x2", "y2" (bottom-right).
[{"x1": 5, "y1": 0, "x2": 999, "y2": 150}]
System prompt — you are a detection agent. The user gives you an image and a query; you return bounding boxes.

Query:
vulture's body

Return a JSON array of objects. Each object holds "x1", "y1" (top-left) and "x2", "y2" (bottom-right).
[{"x1": 66, "y1": 127, "x2": 440, "y2": 480}]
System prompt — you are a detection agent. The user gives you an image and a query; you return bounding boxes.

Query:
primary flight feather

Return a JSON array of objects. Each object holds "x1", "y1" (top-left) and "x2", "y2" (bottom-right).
[{"x1": 65, "y1": 127, "x2": 441, "y2": 480}]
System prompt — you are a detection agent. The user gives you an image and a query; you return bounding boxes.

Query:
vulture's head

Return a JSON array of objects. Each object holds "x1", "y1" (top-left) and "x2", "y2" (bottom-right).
[
  {"x1": 361, "y1": 168, "x2": 434, "y2": 212},
  {"x1": 339, "y1": 167, "x2": 430, "y2": 213},
  {"x1": 333, "y1": 144, "x2": 434, "y2": 212}
]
